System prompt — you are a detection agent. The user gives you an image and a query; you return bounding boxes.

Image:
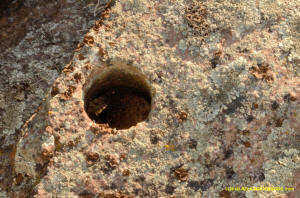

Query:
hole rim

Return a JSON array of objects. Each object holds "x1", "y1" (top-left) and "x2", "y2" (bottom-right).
[{"x1": 83, "y1": 61, "x2": 155, "y2": 130}]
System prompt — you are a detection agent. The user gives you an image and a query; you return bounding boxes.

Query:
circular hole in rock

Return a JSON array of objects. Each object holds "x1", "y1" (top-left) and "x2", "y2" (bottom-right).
[{"x1": 83, "y1": 62, "x2": 154, "y2": 130}]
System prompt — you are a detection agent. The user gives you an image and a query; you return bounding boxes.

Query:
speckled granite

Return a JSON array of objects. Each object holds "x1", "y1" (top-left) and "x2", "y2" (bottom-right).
[
  {"x1": 5, "y1": 0, "x2": 300, "y2": 197},
  {"x1": 0, "y1": 0, "x2": 111, "y2": 196}
]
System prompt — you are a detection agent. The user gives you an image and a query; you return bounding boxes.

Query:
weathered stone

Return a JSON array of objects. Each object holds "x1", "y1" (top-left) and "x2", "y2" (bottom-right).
[{"x1": 1, "y1": 0, "x2": 300, "y2": 197}]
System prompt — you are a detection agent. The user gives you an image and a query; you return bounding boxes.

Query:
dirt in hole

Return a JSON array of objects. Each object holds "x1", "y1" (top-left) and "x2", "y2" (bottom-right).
[{"x1": 86, "y1": 86, "x2": 151, "y2": 129}]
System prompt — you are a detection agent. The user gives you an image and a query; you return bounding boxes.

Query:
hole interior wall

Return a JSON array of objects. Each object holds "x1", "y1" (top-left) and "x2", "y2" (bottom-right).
[{"x1": 83, "y1": 65, "x2": 154, "y2": 117}]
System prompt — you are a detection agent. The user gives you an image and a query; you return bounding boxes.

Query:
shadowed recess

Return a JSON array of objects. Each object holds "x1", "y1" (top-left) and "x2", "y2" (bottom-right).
[{"x1": 83, "y1": 62, "x2": 154, "y2": 129}]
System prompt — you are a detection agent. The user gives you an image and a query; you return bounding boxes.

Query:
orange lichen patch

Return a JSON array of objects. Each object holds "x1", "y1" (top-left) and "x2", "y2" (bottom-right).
[
  {"x1": 60, "y1": 85, "x2": 76, "y2": 101},
  {"x1": 184, "y1": 1, "x2": 210, "y2": 37},
  {"x1": 177, "y1": 111, "x2": 188, "y2": 122},
  {"x1": 86, "y1": 151, "x2": 100, "y2": 165},
  {"x1": 83, "y1": 35, "x2": 94, "y2": 46},
  {"x1": 219, "y1": 190, "x2": 231, "y2": 198},
  {"x1": 290, "y1": 95, "x2": 297, "y2": 102},
  {"x1": 174, "y1": 167, "x2": 189, "y2": 181},
  {"x1": 15, "y1": 173, "x2": 24, "y2": 185},
  {"x1": 74, "y1": 73, "x2": 82, "y2": 84},
  {"x1": 74, "y1": 43, "x2": 84, "y2": 52},
  {"x1": 165, "y1": 144, "x2": 175, "y2": 151},
  {"x1": 92, "y1": 18, "x2": 111, "y2": 32},
  {"x1": 78, "y1": 54, "x2": 85, "y2": 60},
  {"x1": 51, "y1": 85, "x2": 60, "y2": 97},
  {"x1": 89, "y1": 124, "x2": 115, "y2": 134},
  {"x1": 120, "y1": 153, "x2": 127, "y2": 161},
  {"x1": 93, "y1": 20, "x2": 103, "y2": 32},
  {"x1": 93, "y1": 0, "x2": 114, "y2": 26},
  {"x1": 105, "y1": 154, "x2": 119, "y2": 169},
  {"x1": 253, "y1": 103, "x2": 259, "y2": 109},
  {"x1": 250, "y1": 63, "x2": 274, "y2": 82},
  {"x1": 63, "y1": 62, "x2": 75, "y2": 74},
  {"x1": 101, "y1": 8, "x2": 111, "y2": 20},
  {"x1": 98, "y1": 192, "x2": 134, "y2": 198},
  {"x1": 122, "y1": 169, "x2": 130, "y2": 176},
  {"x1": 98, "y1": 47, "x2": 107, "y2": 57},
  {"x1": 84, "y1": 63, "x2": 92, "y2": 71}
]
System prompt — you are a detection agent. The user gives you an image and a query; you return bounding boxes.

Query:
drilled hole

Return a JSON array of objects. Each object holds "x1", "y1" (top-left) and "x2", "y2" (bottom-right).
[{"x1": 83, "y1": 62, "x2": 154, "y2": 130}]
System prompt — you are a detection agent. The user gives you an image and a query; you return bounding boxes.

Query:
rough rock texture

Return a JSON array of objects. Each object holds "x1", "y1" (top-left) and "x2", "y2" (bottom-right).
[
  {"x1": 0, "y1": 0, "x2": 111, "y2": 196},
  {"x1": 2, "y1": 0, "x2": 300, "y2": 197}
]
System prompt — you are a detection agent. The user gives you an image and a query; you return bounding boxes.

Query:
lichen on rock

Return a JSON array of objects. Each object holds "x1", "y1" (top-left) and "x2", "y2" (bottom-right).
[
  {"x1": 197, "y1": 57, "x2": 251, "y2": 121},
  {"x1": 3, "y1": 0, "x2": 300, "y2": 197}
]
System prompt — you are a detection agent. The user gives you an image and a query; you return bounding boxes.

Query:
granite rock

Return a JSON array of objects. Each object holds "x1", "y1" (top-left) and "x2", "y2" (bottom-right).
[{"x1": 2, "y1": 0, "x2": 300, "y2": 197}]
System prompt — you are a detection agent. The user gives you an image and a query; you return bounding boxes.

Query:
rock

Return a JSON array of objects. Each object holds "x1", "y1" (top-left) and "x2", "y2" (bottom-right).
[
  {"x1": 0, "y1": 0, "x2": 111, "y2": 194},
  {"x1": 3, "y1": 0, "x2": 300, "y2": 197}
]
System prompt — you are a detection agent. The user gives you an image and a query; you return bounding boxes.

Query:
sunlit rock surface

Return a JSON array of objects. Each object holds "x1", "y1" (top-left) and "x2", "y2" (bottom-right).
[{"x1": 2, "y1": 0, "x2": 300, "y2": 197}]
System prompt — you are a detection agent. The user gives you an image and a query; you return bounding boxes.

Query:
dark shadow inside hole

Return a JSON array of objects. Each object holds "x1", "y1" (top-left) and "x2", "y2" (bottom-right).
[
  {"x1": 86, "y1": 85, "x2": 151, "y2": 130},
  {"x1": 84, "y1": 63, "x2": 154, "y2": 130}
]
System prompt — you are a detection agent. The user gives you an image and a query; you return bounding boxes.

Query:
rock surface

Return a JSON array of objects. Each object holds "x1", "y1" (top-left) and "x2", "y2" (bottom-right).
[
  {"x1": 2, "y1": 0, "x2": 300, "y2": 197},
  {"x1": 0, "y1": 0, "x2": 111, "y2": 196}
]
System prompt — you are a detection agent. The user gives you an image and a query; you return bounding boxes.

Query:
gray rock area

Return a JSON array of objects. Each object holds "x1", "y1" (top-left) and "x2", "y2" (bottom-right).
[
  {"x1": 1, "y1": 0, "x2": 300, "y2": 197},
  {"x1": 0, "y1": 0, "x2": 111, "y2": 196}
]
